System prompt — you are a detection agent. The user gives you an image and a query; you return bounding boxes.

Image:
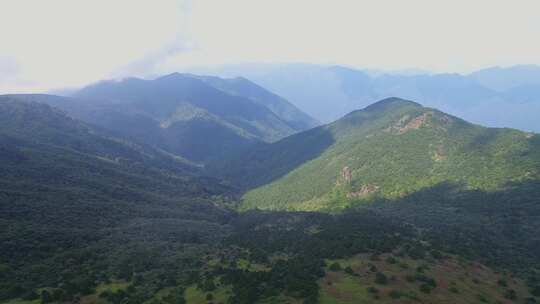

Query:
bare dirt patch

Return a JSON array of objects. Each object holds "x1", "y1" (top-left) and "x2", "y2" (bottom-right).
[
  {"x1": 385, "y1": 113, "x2": 430, "y2": 134},
  {"x1": 347, "y1": 184, "x2": 379, "y2": 198}
]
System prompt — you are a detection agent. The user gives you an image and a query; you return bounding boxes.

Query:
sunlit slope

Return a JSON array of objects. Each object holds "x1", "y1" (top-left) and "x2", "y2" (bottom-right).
[{"x1": 238, "y1": 98, "x2": 540, "y2": 211}]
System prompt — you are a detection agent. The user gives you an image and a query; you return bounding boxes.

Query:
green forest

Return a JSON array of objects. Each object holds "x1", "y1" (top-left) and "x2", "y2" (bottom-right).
[{"x1": 1, "y1": 95, "x2": 540, "y2": 304}]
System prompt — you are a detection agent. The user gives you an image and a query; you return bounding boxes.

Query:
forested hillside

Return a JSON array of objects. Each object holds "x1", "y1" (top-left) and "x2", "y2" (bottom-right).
[
  {"x1": 225, "y1": 98, "x2": 540, "y2": 211},
  {"x1": 0, "y1": 96, "x2": 234, "y2": 302},
  {"x1": 1, "y1": 96, "x2": 540, "y2": 304}
]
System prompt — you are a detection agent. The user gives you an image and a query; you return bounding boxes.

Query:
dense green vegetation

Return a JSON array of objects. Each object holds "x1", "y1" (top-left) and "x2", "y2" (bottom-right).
[
  {"x1": 2, "y1": 96, "x2": 540, "y2": 304},
  {"x1": 0, "y1": 97, "x2": 233, "y2": 302},
  {"x1": 227, "y1": 98, "x2": 540, "y2": 211}
]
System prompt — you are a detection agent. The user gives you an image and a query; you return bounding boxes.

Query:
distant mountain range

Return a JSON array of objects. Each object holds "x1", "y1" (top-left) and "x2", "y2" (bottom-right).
[
  {"x1": 218, "y1": 97, "x2": 540, "y2": 211},
  {"x1": 191, "y1": 64, "x2": 540, "y2": 132},
  {"x1": 7, "y1": 73, "x2": 317, "y2": 163}
]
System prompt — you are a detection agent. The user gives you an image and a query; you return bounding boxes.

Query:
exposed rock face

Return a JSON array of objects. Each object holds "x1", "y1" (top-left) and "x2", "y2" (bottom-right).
[
  {"x1": 347, "y1": 184, "x2": 379, "y2": 199},
  {"x1": 337, "y1": 166, "x2": 352, "y2": 186},
  {"x1": 385, "y1": 112, "x2": 455, "y2": 135},
  {"x1": 385, "y1": 113, "x2": 430, "y2": 134},
  {"x1": 402, "y1": 113, "x2": 430, "y2": 132}
]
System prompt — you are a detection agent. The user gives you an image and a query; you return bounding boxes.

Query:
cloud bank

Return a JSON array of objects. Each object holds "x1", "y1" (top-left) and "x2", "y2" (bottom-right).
[{"x1": 1, "y1": 0, "x2": 540, "y2": 92}]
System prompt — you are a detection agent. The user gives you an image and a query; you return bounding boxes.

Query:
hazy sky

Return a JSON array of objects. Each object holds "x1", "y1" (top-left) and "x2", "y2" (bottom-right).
[{"x1": 1, "y1": 0, "x2": 540, "y2": 92}]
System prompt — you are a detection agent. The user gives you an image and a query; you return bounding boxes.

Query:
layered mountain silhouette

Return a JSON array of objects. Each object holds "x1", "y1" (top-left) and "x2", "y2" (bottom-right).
[
  {"x1": 0, "y1": 95, "x2": 230, "y2": 205},
  {"x1": 219, "y1": 97, "x2": 540, "y2": 211},
  {"x1": 197, "y1": 63, "x2": 540, "y2": 132},
  {"x1": 10, "y1": 73, "x2": 317, "y2": 163}
]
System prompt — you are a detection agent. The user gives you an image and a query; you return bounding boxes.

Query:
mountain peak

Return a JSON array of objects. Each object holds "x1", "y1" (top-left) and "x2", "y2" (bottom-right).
[
  {"x1": 342, "y1": 97, "x2": 422, "y2": 121},
  {"x1": 155, "y1": 72, "x2": 198, "y2": 82},
  {"x1": 364, "y1": 97, "x2": 422, "y2": 111}
]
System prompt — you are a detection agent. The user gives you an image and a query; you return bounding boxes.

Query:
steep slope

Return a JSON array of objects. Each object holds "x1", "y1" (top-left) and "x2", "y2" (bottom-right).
[
  {"x1": 189, "y1": 74, "x2": 319, "y2": 130},
  {"x1": 0, "y1": 96, "x2": 234, "y2": 300},
  {"x1": 60, "y1": 73, "x2": 306, "y2": 162},
  {"x1": 223, "y1": 97, "x2": 540, "y2": 211},
  {"x1": 2, "y1": 97, "x2": 540, "y2": 304},
  {"x1": 0, "y1": 95, "x2": 233, "y2": 227}
]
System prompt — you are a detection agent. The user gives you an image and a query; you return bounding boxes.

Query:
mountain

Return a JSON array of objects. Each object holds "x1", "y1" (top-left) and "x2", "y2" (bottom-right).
[
  {"x1": 23, "y1": 73, "x2": 316, "y2": 163},
  {"x1": 189, "y1": 63, "x2": 363, "y2": 122},
  {"x1": 194, "y1": 63, "x2": 540, "y2": 132},
  {"x1": 220, "y1": 97, "x2": 540, "y2": 211},
  {"x1": 189, "y1": 74, "x2": 319, "y2": 130},
  {"x1": 0, "y1": 94, "x2": 234, "y2": 227},
  {"x1": 468, "y1": 65, "x2": 540, "y2": 91},
  {"x1": 0, "y1": 96, "x2": 235, "y2": 300}
]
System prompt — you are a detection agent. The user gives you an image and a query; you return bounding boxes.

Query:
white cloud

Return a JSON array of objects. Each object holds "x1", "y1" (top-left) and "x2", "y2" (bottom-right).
[
  {"x1": 171, "y1": 0, "x2": 540, "y2": 72},
  {"x1": 0, "y1": 56, "x2": 20, "y2": 81},
  {"x1": 1, "y1": 0, "x2": 539, "y2": 92},
  {"x1": 0, "y1": 0, "x2": 188, "y2": 92}
]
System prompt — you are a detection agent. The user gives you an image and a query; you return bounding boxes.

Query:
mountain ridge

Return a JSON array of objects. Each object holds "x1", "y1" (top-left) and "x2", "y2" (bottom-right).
[
  {"x1": 5, "y1": 73, "x2": 317, "y2": 163},
  {"x1": 220, "y1": 97, "x2": 540, "y2": 211},
  {"x1": 197, "y1": 63, "x2": 540, "y2": 132}
]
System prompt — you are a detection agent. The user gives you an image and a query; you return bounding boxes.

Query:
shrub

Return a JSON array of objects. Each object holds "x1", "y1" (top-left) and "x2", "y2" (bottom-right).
[
  {"x1": 40, "y1": 290, "x2": 52, "y2": 304},
  {"x1": 405, "y1": 275, "x2": 416, "y2": 283},
  {"x1": 430, "y1": 250, "x2": 443, "y2": 259},
  {"x1": 530, "y1": 285, "x2": 540, "y2": 297},
  {"x1": 386, "y1": 256, "x2": 397, "y2": 264},
  {"x1": 329, "y1": 262, "x2": 342, "y2": 271},
  {"x1": 375, "y1": 272, "x2": 388, "y2": 285},
  {"x1": 476, "y1": 294, "x2": 488, "y2": 302},
  {"x1": 449, "y1": 286, "x2": 459, "y2": 293},
  {"x1": 419, "y1": 283, "x2": 432, "y2": 294},
  {"x1": 415, "y1": 274, "x2": 437, "y2": 287},
  {"x1": 22, "y1": 290, "x2": 39, "y2": 300},
  {"x1": 389, "y1": 290, "x2": 402, "y2": 299},
  {"x1": 504, "y1": 289, "x2": 517, "y2": 300}
]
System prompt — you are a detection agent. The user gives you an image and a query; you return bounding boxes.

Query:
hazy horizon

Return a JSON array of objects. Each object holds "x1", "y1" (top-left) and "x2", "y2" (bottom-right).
[{"x1": 2, "y1": 0, "x2": 540, "y2": 93}]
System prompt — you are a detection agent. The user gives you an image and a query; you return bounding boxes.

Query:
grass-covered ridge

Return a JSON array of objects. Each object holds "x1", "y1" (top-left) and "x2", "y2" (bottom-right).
[{"x1": 237, "y1": 98, "x2": 540, "y2": 211}]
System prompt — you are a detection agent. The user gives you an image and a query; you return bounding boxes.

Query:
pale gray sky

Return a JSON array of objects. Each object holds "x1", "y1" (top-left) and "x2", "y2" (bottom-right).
[{"x1": 1, "y1": 0, "x2": 540, "y2": 92}]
